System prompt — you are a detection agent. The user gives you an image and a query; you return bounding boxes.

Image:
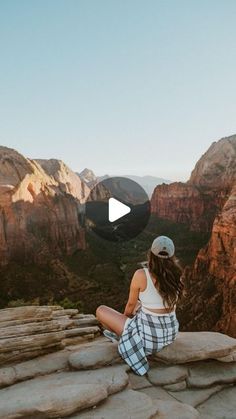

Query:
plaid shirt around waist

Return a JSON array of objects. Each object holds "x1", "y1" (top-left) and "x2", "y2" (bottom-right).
[{"x1": 117, "y1": 306, "x2": 179, "y2": 376}]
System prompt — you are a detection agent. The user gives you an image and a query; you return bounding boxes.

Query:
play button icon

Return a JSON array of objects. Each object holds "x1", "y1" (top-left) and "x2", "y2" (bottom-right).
[
  {"x1": 108, "y1": 198, "x2": 131, "y2": 222},
  {"x1": 85, "y1": 176, "x2": 150, "y2": 242}
]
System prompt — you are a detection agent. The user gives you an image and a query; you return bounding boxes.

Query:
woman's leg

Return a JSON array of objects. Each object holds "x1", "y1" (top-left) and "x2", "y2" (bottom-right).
[{"x1": 96, "y1": 305, "x2": 129, "y2": 336}]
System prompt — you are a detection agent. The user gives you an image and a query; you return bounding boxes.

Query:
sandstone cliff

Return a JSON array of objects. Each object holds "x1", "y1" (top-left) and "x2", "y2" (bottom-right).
[
  {"x1": 189, "y1": 135, "x2": 236, "y2": 188},
  {"x1": 151, "y1": 135, "x2": 236, "y2": 337},
  {"x1": 178, "y1": 184, "x2": 236, "y2": 337},
  {"x1": 151, "y1": 135, "x2": 236, "y2": 232},
  {"x1": 0, "y1": 147, "x2": 88, "y2": 266}
]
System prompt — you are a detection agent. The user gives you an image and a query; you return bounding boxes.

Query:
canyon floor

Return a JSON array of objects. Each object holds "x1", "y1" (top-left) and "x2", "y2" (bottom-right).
[
  {"x1": 0, "y1": 215, "x2": 210, "y2": 313},
  {"x1": 0, "y1": 305, "x2": 235, "y2": 418}
]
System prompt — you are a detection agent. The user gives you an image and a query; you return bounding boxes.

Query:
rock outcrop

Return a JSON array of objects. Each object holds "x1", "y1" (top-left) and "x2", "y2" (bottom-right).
[
  {"x1": 0, "y1": 306, "x2": 235, "y2": 418},
  {"x1": 151, "y1": 135, "x2": 236, "y2": 337},
  {"x1": 36, "y1": 159, "x2": 90, "y2": 202},
  {"x1": 0, "y1": 305, "x2": 99, "y2": 366},
  {"x1": 78, "y1": 168, "x2": 97, "y2": 188},
  {"x1": 0, "y1": 147, "x2": 88, "y2": 265},
  {"x1": 150, "y1": 182, "x2": 213, "y2": 231},
  {"x1": 178, "y1": 184, "x2": 236, "y2": 337},
  {"x1": 151, "y1": 135, "x2": 236, "y2": 232}
]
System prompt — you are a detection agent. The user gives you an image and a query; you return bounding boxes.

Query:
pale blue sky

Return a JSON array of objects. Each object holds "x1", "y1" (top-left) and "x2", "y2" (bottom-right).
[{"x1": 0, "y1": 0, "x2": 236, "y2": 180}]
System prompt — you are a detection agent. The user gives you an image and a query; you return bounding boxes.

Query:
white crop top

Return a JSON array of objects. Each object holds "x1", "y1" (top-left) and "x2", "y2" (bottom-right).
[{"x1": 139, "y1": 268, "x2": 174, "y2": 309}]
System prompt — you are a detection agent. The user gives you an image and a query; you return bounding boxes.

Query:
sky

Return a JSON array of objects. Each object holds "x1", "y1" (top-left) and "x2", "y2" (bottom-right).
[{"x1": 0, "y1": 0, "x2": 236, "y2": 181}]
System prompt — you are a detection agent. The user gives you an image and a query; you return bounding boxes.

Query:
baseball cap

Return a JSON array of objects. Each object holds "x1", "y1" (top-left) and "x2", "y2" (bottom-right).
[{"x1": 151, "y1": 236, "x2": 175, "y2": 258}]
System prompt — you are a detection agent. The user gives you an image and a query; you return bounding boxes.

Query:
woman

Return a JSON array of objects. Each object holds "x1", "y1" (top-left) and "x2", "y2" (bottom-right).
[{"x1": 96, "y1": 235, "x2": 184, "y2": 375}]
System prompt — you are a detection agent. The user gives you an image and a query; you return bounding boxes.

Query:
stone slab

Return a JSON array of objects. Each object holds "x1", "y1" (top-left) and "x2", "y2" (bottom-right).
[
  {"x1": 147, "y1": 364, "x2": 188, "y2": 385},
  {"x1": 168, "y1": 384, "x2": 225, "y2": 407},
  {"x1": 188, "y1": 360, "x2": 236, "y2": 387},
  {"x1": 153, "y1": 332, "x2": 236, "y2": 364},
  {"x1": 69, "y1": 342, "x2": 120, "y2": 370},
  {"x1": 0, "y1": 365, "x2": 129, "y2": 418},
  {"x1": 197, "y1": 385, "x2": 236, "y2": 418},
  {"x1": 71, "y1": 389, "x2": 159, "y2": 419}
]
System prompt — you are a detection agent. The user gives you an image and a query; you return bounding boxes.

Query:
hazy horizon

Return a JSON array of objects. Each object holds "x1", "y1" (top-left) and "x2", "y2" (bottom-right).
[{"x1": 1, "y1": 1, "x2": 236, "y2": 181}]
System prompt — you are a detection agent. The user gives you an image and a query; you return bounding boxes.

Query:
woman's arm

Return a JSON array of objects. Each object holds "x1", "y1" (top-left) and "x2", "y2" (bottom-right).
[{"x1": 123, "y1": 270, "x2": 141, "y2": 317}]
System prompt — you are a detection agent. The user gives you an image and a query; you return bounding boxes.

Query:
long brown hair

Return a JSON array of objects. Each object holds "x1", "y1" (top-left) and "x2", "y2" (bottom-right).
[{"x1": 147, "y1": 249, "x2": 184, "y2": 310}]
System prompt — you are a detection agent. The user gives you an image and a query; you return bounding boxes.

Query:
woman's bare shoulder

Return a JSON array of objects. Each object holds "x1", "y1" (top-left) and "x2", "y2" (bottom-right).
[
  {"x1": 131, "y1": 269, "x2": 146, "y2": 286},
  {"x1": 133, "y1": 268, "x2": 145, "y2": 278}
]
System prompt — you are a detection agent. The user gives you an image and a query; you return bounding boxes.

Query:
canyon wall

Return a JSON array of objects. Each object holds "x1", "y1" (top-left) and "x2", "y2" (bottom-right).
[
  {"x1": 151, "y1": 135, "x2": 236, "y2": 232},
  {"x1": 178, "y1": 184, "x2": 236, "y2": 337},
  {"x1": 153, "y1": 135, "x2": 236, "y2": 337},
  {"x1": 0, "y1": 147, "x2": 88, "y2": 266}
]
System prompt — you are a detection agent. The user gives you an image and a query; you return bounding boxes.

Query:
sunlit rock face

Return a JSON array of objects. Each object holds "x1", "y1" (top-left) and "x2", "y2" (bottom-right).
[
  {"x1": 0, "y1": 147, "x2": 87, "y2": 265},
  {"x1": 151, "y1": 135, "x2": 236, "y2": 232}
]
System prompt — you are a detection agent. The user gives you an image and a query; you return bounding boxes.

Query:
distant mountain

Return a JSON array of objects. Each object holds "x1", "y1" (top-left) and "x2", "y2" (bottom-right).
[
  {"x1": 122, "y1": 175, "x2": 171, "y2": 197},
  {"x1": 77, "y1": 168, "x2": 97, "y2": 188},
  {"x1": 78, "y1": 170, "x2": 171, "y2": 197}
]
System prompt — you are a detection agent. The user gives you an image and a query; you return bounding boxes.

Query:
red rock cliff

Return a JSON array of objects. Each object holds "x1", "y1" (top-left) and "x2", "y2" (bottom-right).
[
  {"x1": 151, "y1": 135, "x2": 236, "y2": 232},
  {"x1": 178, "y1": 184, "x2": 236, "y2": 337},
  {"x1": 0, "y1": 147, "x2": 88, "y2": 266}
]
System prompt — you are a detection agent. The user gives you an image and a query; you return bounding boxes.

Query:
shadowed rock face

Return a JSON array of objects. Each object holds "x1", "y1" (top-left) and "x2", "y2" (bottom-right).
[
  {"x1": 150, "y1": 182, "x2": 216, "y2": 231},
  {"x1": 0, "y1": 147, "x2": 88, "y2": 265},
  {"x1": 179, "y1": 185, "x2": 236, "y2": 337},
  {"x1": 150, "y1": 136, "x2": 236, "y2": 338},
  {"x1": 151, "y1": 135, "x2": 236, "y2": 232}
]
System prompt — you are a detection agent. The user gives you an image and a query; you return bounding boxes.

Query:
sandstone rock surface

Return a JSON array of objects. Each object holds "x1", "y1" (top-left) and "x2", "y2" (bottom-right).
[
  {"x1": 0, "y1": 306, "x2": 99, "y2": 366},
  {"x1": 168, "y1": 384, "x2": 226, "y2": 407},
  {"x1": 69, "y1": 341, "x2": 120, "y2": 370},
  {"x1": 197, "y1": 385, "x2": 236, "y2": 418},
  {"x1": 0, "y1": 306, "x2": 235, "y2": 418},
  {"x1": 187, "y1": 360, "x2": 236, "y2": 387},
  {"x1": 0, "y1": 147, "x2": 87, "y2": 266},
  {"x1": 153, "y1": 331, "x2": 236, "y2": 363},
  {"x1": 147, "y1": 365, "x2": 188, "y2": 385},
  {"x1": 72, "y1": 389, "x2": 160, "y2": 419}
]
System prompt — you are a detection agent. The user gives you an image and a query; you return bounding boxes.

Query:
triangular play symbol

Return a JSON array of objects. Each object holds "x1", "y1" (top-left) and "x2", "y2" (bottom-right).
[{"x1": 108, "y1": 197, "x2": 131, "y2": 222}]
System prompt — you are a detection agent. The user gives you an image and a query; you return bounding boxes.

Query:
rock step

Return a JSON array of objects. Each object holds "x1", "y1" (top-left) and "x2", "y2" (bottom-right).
[
  {"x1": 62, "y1": 334, "x2": 97, "y2": 347},
  {"x1": 72, "y1": 388, "x2": 200, "y2": 419},
  {"x1": 0, "y1": 365, "x2": 129, "y2": 418},
  {"x1": 0, "y1": 316, "x2": 53, "y2": 329},
  {"x1": 153, "y1": 331, "x2": 236, "y2": 364},
  {"x1": 69, "y1": 341, "x2": 121, "y2": 370},
  {"x1": 0, "y1": 350, "x2": 70, "y2": 388},
  {"x1": 0, "y1": 306, "x2": 54, "y2": 323},
  {"x1": 52, "y1": 309, "x2": 79, "y2": 318},
  {"x1": 64, "y1": 326, "x2": 100, "y2": 338},
  {"x1": 197, "y1": 385, "x2": 236, "y2": 418},
  {"x1": 73, "y1": 317, "x2": 99, "y2": 327},
  {"x1": 168, "y1": 383, "x2": 229, "y2": 407},
  {"x1": 0, "y1": 331, "x2": 66, "y2": 354},
  {"x1": 0, "y1": 307, "x2": 101, "y2": 366},
  {"x1": 0, "y1": 344, "x2": 63, "y2": 367},
  {"x1": 0, "y1": 320, "x2": 64, "y2": 339}
]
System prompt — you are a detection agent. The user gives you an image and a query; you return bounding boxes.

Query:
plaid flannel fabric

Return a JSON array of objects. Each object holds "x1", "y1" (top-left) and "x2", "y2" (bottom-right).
[{"x1": 117, "y1": 307, "x2": 179, "y2": 376}]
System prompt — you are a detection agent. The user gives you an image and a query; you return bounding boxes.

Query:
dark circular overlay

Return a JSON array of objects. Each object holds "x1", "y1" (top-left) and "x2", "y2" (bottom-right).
[{"x1": 85, "y1": 176, "x2": 150, "y2": 242}]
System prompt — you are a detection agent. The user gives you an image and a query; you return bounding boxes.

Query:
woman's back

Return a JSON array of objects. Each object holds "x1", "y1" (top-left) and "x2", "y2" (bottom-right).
[{"x1": 139, "y1": 268, "x2": 177, "y2": 312}]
